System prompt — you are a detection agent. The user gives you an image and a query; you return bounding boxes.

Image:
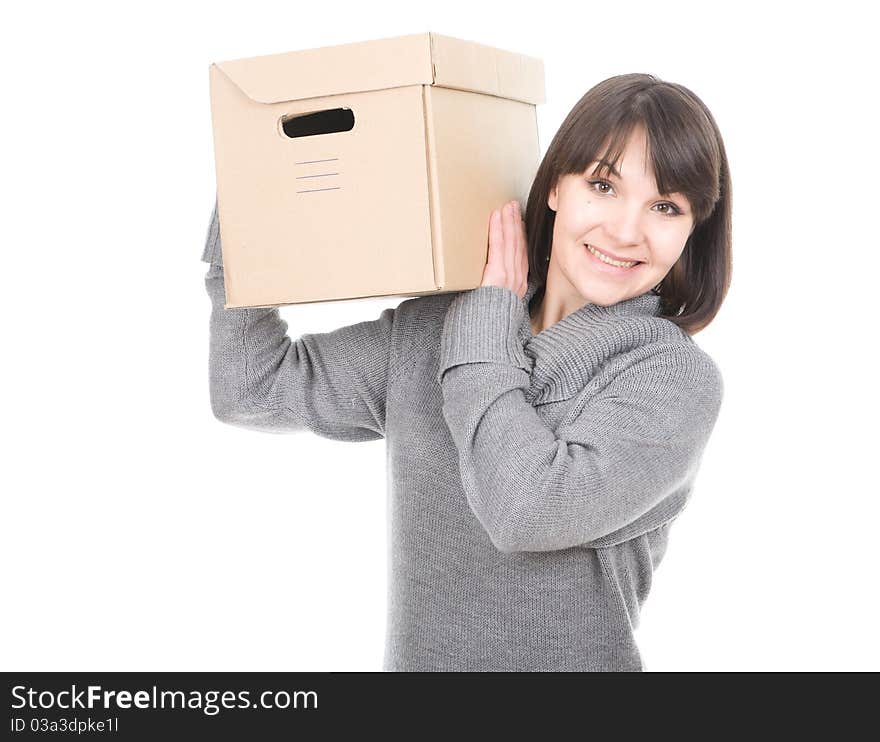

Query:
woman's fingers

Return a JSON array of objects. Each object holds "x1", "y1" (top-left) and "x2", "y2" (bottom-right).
[
  {"x1": 500, "y1": 203, "x2": 513, "y2": 282},
  {"x1": 514, "y1": 201, "x2": 525, "y2": 286},
  {"x1": 488, "y1": 208, "x2": 502, "y2": 270},
  {"x1": 502, "y1": 202, "x2": 516, "y2": 281},
  {"x1": 508, "y1": 200, "x2": 527, "y2": 295},
  {"x1": 513, "y1": 200, "x2": 526, "y2": 292},
  {"x1": 482, "y1": 201, "x2": 528, "y2": 299}
]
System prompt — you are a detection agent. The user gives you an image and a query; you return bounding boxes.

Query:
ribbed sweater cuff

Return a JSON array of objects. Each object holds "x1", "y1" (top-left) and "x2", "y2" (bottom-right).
[{"x1": 436, "y1": 285, "x2": 533, "y2": 384}]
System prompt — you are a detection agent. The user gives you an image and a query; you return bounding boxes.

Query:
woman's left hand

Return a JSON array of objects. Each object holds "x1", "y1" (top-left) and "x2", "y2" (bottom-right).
[{"x1": 480, "y1": 200, "x2": 528, "y2": 300}]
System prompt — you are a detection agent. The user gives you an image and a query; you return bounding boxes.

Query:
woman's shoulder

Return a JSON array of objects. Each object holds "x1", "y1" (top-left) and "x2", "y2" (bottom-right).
[
  {"x1": 388, "y1": 291, "x2": 460, "y2": 378},
  {"x1": 641, "y1": 314, "x2": 721, "y2": 378},
  {"x1": 394, "y1": 290, "x2": 457, "y2": 337},
  {"x1": 618, "y1": 335, "x2": 725, "y2": 411}
]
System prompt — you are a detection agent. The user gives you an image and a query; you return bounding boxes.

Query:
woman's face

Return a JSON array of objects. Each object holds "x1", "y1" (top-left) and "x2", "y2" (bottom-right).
[{"x1": 546, "y1": 125, "x2": 694, "y2": 308}]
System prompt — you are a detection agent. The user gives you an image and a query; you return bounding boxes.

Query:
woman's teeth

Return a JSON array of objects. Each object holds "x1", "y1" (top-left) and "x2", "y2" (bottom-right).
[{"x1": 585, "y1": 244, "x2": 639, "y2": 268}]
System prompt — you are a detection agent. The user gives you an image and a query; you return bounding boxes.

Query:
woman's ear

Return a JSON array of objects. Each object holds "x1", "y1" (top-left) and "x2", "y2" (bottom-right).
[{"x1": 547, "y1": 182, "x2": 558, "y2": 212}]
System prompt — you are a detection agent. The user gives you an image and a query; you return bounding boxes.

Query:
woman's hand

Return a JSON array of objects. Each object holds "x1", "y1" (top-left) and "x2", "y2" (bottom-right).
[{"x1": 480, "y1": 200, "x2": 528, "y2": 300}]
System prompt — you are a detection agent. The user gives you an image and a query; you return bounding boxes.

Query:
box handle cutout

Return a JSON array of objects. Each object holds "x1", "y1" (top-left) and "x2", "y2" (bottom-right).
[{"x1": 281, "y1": 108, "x2": 355, "y2": 138}]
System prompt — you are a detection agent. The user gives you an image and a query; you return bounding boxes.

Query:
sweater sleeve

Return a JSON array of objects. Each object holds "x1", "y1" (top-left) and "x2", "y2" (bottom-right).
[
  {"x1": 436, "y1": 285, "x2": 724, "y2": 553},
  {"x1": 203, "y1": 198, "x2": 394, "y2": 441}
]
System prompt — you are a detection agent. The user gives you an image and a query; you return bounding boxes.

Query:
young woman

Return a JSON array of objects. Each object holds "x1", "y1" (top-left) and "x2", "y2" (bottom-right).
[{"x1": 202, "y1": 73, "x2": 731, "y2": 672}]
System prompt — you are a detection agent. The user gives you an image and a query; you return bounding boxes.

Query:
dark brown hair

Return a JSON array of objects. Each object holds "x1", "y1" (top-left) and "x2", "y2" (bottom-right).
[{"x1": 524, "y1": 73, "x2": 732, "y2": 335}]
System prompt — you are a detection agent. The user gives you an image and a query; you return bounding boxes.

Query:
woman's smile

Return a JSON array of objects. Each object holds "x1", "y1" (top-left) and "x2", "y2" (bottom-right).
[{"x1": 584, "y1": 243, "x2": 645, "y2": 275}]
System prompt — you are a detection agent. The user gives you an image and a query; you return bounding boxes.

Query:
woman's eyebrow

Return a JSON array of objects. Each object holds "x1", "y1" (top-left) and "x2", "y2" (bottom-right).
[{"x1": 591, "y1": 160, "x2": 622, "y2": 178}]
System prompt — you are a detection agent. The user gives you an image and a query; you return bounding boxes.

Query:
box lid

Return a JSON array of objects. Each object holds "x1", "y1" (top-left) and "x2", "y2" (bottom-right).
[{"x1": 212, "y1": 32, "x2": 545, "y2": 106}]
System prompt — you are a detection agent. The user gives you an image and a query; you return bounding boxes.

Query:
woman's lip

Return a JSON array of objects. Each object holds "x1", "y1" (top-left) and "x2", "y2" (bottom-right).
[
  {"x1": 584, "y1": 243, "x2": 643, "y2": 274},
  {"x1": 585, "y1": 244, "x2": 643, "y2": 263}
]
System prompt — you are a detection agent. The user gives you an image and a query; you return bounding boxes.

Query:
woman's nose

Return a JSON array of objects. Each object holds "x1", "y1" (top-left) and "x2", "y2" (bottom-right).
[{"x1": 606, "y1": 203, "x2": 647, "y2": 245}]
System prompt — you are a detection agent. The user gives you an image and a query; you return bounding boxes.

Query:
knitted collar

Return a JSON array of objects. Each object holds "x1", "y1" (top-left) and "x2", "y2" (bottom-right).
[{"x1": 519, "y1": 274, "x2": 675, "y2": 405}]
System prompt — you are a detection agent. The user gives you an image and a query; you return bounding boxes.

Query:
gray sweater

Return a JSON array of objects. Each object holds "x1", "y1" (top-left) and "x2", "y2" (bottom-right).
[{"x1": 202, "y1": 199, "x2": 724, "y2": 671}]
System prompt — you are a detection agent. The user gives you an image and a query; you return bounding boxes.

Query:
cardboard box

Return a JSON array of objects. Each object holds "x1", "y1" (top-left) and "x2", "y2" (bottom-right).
[{"x1": 208, "y1": 32, "x2": 545, "y2": 308}]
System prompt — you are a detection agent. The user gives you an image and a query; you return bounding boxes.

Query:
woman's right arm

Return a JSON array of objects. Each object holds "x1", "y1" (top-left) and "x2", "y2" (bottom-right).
[{"x1": 202, "y1": 198, "x2": 395, "y2": 442}]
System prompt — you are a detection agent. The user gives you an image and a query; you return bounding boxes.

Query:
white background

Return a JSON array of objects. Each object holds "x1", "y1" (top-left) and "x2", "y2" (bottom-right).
[{"x1": 2, "y1": 0, "x2": 877, "y2": 672}]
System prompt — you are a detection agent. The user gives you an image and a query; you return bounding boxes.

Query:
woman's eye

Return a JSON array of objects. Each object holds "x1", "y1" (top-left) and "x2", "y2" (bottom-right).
[
  {"x1": 588, "y1": 179, "x2": 613, "y2": 195},
  {"x1": 656, "y1": 203, "x2": 683, "y2": 217}
]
